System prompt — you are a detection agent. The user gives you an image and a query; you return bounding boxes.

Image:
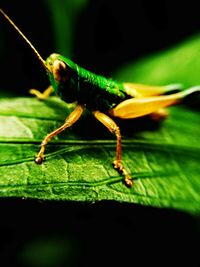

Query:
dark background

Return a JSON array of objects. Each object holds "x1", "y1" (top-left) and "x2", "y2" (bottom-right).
[
  {"x1": 1, "y1": 1, "x2": 200, "y2": 266},
  {"x1": 1, "y1": 0, "x2": 200, "y2": 95}
]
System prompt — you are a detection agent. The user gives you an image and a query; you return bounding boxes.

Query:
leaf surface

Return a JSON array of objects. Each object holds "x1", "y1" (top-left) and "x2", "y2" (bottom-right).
[{"x1": 0, "y1": 94, "x2": 199, "y2": 213}]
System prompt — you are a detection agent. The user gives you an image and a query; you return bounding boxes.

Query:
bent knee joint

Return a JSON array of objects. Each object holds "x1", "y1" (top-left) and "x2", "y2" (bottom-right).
[
  {"x1": 41, "y1": 138, "x2": 50, "y2": 146},
  {"x1": 111, "y1": 125, "x2": 121, "y2": 137}
]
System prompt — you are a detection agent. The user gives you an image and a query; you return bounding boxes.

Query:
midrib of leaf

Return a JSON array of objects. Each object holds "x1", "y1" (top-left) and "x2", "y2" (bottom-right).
[{"x1": 1, "y1": 139, "x2": 200, "y2": 164}]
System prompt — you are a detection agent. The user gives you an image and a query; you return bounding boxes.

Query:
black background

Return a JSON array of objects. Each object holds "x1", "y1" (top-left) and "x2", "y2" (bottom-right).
[
  {"x1": 1, "y1": 1, "x2": 200, "y2": 266},
  {"x1": 1, "y1": 0, "x2": 200, "y2": 94},
  {"x1": 1, "y1": 199, "x2": 200, "y2": 266}
]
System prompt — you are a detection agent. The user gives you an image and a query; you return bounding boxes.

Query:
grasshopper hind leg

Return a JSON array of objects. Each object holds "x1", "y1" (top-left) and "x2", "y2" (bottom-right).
[
  {"x1": 93, "y1": 110, "x2": 133, "y2": 187},
  {"x1": 110, "y1": 87, "x2": 200, "y2": 119},
  {"x1": 149, "y1": 108, "x2": 169, "y2": 121}
]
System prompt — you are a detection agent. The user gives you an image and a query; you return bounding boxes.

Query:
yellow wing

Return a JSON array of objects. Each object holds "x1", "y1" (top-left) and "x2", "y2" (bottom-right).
[{"x1": 123, "y1": 83, "x2": 182, "y2": 97}]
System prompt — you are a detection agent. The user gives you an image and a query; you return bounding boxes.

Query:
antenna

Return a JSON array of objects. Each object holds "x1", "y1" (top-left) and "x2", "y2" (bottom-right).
[{"x1": 0, "y1": 8, "x2": 49, "y2": 72}]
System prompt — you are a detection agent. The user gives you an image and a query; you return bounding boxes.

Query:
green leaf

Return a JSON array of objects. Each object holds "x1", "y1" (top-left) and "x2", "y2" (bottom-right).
[
  {"x1": 0, "y1": 95, "x2": 199, "y2": 214},
  {"x1": 115, "y1": 34, "x2": 200, "y2": 88}
]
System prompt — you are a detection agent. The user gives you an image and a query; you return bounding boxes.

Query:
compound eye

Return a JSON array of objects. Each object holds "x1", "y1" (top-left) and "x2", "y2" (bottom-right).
[{"x1": 52, "y1": 60, "x2": 68, "y2": 82}]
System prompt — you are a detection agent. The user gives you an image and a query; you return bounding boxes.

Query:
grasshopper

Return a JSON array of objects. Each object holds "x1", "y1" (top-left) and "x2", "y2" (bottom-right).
[{"x1": 1, "y1": 9, "x2": 199, "y2": 187}]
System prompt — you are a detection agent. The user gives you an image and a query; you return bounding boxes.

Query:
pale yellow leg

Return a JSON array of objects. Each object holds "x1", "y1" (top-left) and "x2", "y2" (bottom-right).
[
  {"x1": 109, "y1": 89, "x2": 198, "y2": 119},
  {"x1": 93, "y1": 110, "x2": 133, "y2": 187},
  {"x1": 29, "y1": 85, "x2": 53, "y2": 100},
  {"x1": 35, "y1": 105, "x2": 84, "y2": 163}
]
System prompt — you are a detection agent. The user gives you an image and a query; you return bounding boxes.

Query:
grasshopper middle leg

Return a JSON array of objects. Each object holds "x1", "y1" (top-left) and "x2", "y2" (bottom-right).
[
  {"x1": 35, "y1": 104, "x2": 84, "y2": 163},
  {"x1": 93, "y1": 110, "x2": 132, "y2": 187}
]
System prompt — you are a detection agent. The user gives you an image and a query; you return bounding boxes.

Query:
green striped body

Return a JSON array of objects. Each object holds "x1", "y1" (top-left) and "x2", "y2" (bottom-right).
[{"x1": 47, "y1": 55, "x2": 130, "y2": 112}]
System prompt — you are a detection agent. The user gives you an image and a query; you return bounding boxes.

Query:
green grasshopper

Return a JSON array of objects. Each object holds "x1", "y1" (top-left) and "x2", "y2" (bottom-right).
[{"x1": 1, "y1": 9, "x2": 199, "y2": 187}]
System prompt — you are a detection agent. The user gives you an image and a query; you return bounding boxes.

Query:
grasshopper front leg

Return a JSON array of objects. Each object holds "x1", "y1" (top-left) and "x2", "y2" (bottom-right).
[
  {"x1": 35, "y1": 104, "x2": 84, "y2": 163},
  {"x1": 29, "y1": 85, "x2": 53, "y2": 100},
  {"x1": 93, "y1": 111, "x2": 132, "y2": 187}
]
